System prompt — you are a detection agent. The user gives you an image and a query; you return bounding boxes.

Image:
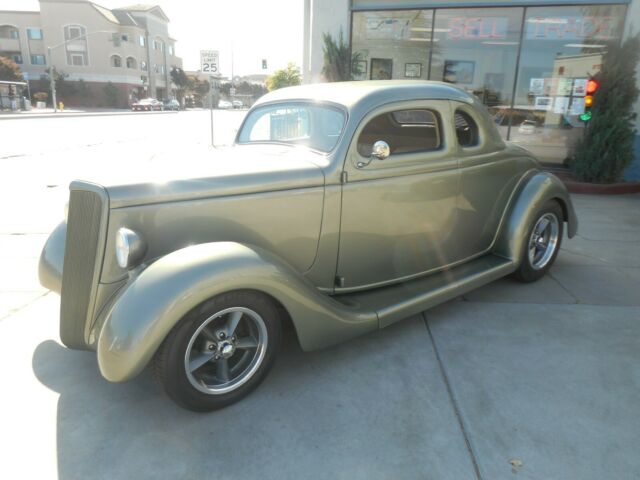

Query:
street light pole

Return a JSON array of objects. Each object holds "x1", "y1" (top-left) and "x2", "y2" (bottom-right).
[{"x1": 47, "y1": 46, "x2": 57, "y2": 113}]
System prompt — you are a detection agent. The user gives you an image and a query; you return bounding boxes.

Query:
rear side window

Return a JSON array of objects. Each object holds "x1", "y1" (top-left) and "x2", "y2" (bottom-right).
[
  {"x1": 454, "y1": 110, "x2": 479, "y2": 148},
  {"x1": 357, "y1": 109, "x2": 441, "y2": 157}
]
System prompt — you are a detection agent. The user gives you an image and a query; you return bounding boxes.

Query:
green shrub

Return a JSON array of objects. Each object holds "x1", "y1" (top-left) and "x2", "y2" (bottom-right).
[{"x1": 571, "y1": 35, "x2": 640, "y2": 183}]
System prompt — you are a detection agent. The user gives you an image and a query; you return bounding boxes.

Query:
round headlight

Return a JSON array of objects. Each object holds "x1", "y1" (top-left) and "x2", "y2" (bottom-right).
[{"x1": 115, "y1": 228, "x2": 146, "y2": 269}]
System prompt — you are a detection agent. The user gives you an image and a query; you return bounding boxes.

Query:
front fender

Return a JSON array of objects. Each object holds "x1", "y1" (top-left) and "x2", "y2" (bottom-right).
[
  {"x1": 493, "y1": 171, "x2": 578, "y2": 264},
  {"x1": 97, "y1": 242, "x2": 377, "y2": 382}
]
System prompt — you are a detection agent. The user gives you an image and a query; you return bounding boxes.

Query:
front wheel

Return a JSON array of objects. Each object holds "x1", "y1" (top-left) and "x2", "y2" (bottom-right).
[
  {"x1": 154, "y1": 290, "x2": 281, "y2": 411},
  {"x1": 513, "y1": 200, "x2": 563, "y2": 283}
]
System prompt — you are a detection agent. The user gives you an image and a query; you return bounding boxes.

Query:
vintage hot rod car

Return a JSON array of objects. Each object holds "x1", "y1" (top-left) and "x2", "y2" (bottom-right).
[{"x1": 39, "y1": 81, "x2": 577, "y2": 411}]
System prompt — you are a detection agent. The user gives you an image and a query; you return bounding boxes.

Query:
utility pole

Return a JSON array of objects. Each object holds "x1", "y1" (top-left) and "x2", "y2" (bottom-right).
[{"x1": 47, "y1": 47, "x2": 57, "y2": 112}]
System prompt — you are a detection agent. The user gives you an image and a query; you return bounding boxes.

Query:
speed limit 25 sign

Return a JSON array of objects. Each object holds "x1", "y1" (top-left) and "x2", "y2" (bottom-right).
[{"x1": 200, "y1": 50, "x2": 219, "y2": 74}]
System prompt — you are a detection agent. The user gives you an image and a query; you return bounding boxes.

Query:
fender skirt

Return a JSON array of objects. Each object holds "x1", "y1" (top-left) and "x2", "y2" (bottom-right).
[
  {"x1": 97, "y1": 242, "x2": 377, "y2": 382},
  {"x1": 493, "y1": 171, "x2": 578, "y2": 265}
]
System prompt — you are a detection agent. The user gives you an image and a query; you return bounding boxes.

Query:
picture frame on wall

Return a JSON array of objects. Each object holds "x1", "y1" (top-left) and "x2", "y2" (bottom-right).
[
  {"x1": 404, "y1": 63, "x2": 422, "y2": 78},
  {"x1": 443, "y1": 60, "x2": 475, "y2": 84},
  {"x1": 370, "y1": 58, "x2": 392, "y2": 80}
]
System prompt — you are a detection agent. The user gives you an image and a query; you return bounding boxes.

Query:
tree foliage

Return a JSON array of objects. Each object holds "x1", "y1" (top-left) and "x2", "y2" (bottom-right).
[
  {"x1": 571, "y1": 35, "x2": 640, "y2": 183},
  {"x1": 321, "y1": 29, "x2": 362, "y2": 82},
  {"x1": 266, "y1": 63, "x2": 301, "y2": 91},
  {"x1": 170, "y1": 67, "x2": 188, "y2": 88},
  {"x1": 219, "y1": 81, "x2": 267, "y2": 98},
  {"x1": 103, "y1": 81, "x2": 119, "y2": 107},
  {"x1": 0, "y1": 56, "x2": 24, "y2": 82}
]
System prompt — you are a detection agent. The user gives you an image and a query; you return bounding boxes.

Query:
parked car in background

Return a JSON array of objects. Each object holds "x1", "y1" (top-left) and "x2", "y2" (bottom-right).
[
  {"x1": 232, "y1": 100, "x2": 243, "y2": 109},
  {"x1": 131, "y1": 98, "x2": 163, "y2": 111},
  {"x1": 39, "y1": 81, "x2": 577, "y2": 412},
  {"x1": 218, "y1": 99, "x2": 232, "y2": 109},
  {"x1": 163, "y1": 99, "x2": 180, "y2": 111}
]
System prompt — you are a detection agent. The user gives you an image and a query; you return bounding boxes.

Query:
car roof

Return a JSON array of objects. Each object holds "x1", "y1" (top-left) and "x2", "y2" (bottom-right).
[{"x1": 254, "y1": 80, "x2": 477, "y2": 112}]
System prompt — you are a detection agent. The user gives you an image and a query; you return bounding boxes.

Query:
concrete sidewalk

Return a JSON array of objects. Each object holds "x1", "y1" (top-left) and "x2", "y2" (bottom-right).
[
  {"x1": 0, "y1": 108, "x2": 178, "y2": 120},
  {"x1": 0, "y1": 193, "x2": 638, "y2": 479}
]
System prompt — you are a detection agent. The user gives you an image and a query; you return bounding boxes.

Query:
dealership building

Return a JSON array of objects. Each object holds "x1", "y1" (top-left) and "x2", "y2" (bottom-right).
[{"x1": 303, "y1": 0, "x2": 640, "y2": 173}]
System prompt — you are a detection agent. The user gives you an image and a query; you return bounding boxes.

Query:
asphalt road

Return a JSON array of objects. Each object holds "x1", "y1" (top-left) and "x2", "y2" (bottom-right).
[{"x1": 1, "y1": 112, "x2": 639, "y2": 479}]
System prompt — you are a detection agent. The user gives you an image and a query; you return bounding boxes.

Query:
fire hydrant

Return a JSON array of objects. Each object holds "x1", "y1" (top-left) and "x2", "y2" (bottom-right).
[{"x1": 58, "y1": 101, "x2": 64, "y2": 111}]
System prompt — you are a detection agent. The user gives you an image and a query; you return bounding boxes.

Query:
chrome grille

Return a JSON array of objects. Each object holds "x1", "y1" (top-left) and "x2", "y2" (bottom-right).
[{"x1": 60, "y1": 189, "x2": 105, "y2": 349}]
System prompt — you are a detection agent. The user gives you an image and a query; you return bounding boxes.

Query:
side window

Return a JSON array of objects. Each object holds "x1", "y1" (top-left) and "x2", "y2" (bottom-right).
[
  {"x1": 454, "y1": 110, "x2": 479, "y2": 148},
  {"x1": 357, "y1": 109, "x2": 441, "y2": 157}
]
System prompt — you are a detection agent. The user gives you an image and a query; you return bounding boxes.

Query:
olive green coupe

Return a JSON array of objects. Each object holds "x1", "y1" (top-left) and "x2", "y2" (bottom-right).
[{"x1": 39, "y1": 81, "x2": 577, "y2": 411}]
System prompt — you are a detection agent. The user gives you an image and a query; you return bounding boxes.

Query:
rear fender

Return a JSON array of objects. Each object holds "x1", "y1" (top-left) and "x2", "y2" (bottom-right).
[
  {"x1": 97, "y1": 242, "x2": 377, "y2": 382},
  {"x1": 493, "y1": 171, "x2": 578, "y2": 265}
]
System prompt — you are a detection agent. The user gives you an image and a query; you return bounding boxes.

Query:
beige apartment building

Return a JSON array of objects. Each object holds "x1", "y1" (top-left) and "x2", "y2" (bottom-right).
[{"x1": 0, "y1": 0, "x2": 183, "y2": 107}]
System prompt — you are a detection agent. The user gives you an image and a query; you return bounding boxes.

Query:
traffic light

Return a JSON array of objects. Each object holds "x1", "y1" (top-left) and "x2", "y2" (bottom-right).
[
  {"x1": 580, "y1": 78, "x2": 599, "y2": 122},
  {"x1": 262, "y1": 59, "x2": 267, "y2": 70}
]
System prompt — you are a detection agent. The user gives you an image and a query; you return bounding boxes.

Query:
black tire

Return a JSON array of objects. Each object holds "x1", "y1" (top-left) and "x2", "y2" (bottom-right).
[
  {"x1": 154, "y1": 290, "x2": 281, "y2": 411},
  {"x1": 513, "y1": 200, "x2": 564, "y2": 283}
]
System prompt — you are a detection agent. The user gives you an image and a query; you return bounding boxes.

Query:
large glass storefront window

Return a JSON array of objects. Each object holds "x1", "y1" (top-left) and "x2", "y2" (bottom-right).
[
  {"x1": 350, "y1": 4, "x2": 627, "y2": 165},
  {"x1": 352, "y1": 10, "x2": 434, "y2": 80},
  {"x1": 511, "y1": 5, "x2": 626, "y2": 163},
  {"x1": 430, "y1": 7, "x2": 523, "y2": 118}
]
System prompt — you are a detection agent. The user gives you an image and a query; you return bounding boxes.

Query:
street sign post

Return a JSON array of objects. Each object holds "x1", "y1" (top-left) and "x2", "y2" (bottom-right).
[
  {"x1": 200, "y1": 50, "x2": 219, "y2": 74},
  {"x1": 201, "y1": 50, "x2": 219, "y2": 147}
]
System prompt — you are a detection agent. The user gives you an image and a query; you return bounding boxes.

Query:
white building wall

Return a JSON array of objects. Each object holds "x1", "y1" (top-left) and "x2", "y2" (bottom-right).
[{"x1": 302, "y1": 0, "x2": 349, "y2": 83}]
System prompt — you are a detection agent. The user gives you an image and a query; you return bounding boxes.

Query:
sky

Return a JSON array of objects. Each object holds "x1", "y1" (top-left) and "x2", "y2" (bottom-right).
[{"x1": 0, "y1": 0, "x2": 304, "y2": 76}]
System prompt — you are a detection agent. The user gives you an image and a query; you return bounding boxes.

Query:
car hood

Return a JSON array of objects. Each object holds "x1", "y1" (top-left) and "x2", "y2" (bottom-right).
[{"x1": 75, "y1": 145, "x2": 327, "y2": 208}]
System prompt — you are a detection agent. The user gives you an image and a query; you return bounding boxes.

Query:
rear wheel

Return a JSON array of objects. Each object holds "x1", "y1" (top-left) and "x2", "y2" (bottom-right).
[
  {"x1": 513, "y1": 200, "x2": 563, "y2": 283},
  {"x1": 154, "y1": 290, "x2": 281, "y2": 411}
]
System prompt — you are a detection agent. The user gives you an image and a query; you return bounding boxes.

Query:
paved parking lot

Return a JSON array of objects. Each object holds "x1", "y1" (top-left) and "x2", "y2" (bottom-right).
[{"x1": 1, "y1": 113, "x2": 639, "y2": 479}]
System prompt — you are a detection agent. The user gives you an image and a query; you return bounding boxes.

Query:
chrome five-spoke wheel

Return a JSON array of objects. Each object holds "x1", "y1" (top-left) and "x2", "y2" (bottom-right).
[
  {"x1": 514, "y1": 200, "x2": 564, "y2": 283},
  {"x1": 527, "y1": 213, "x2": 559, "y2": 270},
  {"x1": 184, "y1": 307, "x2": 268, "y2": 394},
  {"x1": 155, "y1": 291, "x2": 281, "y2": 411}
]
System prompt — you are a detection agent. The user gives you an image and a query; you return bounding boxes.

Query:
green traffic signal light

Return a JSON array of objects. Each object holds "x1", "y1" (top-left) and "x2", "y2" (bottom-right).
[{"x1": 579, "y1": 111, "x2": 592, "y2": 122}]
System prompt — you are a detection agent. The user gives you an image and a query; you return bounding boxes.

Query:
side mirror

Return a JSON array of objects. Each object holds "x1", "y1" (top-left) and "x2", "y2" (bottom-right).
[
  {"x1": 357, "y1": 140, "x2": 390, "y2": 168},
  {"x1": 371, "y1": 140, "x2": 390, "y2": 160}
]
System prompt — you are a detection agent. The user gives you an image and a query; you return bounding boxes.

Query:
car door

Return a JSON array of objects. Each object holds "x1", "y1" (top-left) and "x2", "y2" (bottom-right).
[
  {"x1": 452, "y1": 102, "x2": 527, "y2": 259},
  {"x1": 335, "y1": 100, "x2": 463, "y2": 290}
]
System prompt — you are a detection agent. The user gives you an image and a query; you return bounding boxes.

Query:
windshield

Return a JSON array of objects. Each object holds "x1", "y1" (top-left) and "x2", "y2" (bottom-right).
[{"x1": 237, "y1": 103, "x2": 346, "y2": 153}]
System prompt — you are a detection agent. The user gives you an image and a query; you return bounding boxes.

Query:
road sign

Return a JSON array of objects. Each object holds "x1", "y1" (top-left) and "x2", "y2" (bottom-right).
[{"x1": 200, "y1": 50, "x2": 219, "y2": 74}]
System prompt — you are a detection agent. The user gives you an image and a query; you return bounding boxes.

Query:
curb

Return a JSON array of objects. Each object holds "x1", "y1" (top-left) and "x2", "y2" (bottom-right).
[
  {"x1": 0, "y1": 110, "x2": 180, "y2": 120},
  {"x1": 563, "y1": 181, "x2": 640, "y2": 195}
]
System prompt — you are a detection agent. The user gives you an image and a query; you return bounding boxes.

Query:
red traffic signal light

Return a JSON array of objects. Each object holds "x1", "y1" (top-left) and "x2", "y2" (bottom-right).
[{"x1": 586, "y1": 79, "x2": 599, "y2": 94}]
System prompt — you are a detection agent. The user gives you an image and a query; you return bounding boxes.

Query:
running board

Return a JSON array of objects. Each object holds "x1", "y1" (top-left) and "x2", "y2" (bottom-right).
[{"x1": 334, "y1": 254, "x2": 516, "y2": 329}]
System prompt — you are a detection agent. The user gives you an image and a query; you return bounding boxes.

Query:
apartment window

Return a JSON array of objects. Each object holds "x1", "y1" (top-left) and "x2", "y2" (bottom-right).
[
  {"x1": 121, "y1": 34, "x2": 129, "y2": 42},
  {"x1": 70, "y1": 53, "x2": 86, "y2": 66},
  {"x1": 10, "y1": 53, "x2": 23, "y2": 64},
  {"x1": 154, "y1": 64, "x2": 159, "y2": 73},
  {"x1": 64, "y1": 25, "x2": 88, "y2": 66},
  {"x1": 126, "y1": 56, "x2": 137, "y2": 69},
  {"x1": 30, "y1": 54, "x2": 46, "y2": 65},
  {"x1": 140, "y1": 60, "x2": 147, "y2": 70},
  {"x1": 0, "y1": 25, "x2": 19, "y2": 39},
  {"x1": 160, "y1": 64, "x2": 166, "y2": 75},
  {"x1": 111, "y1": 55, "x2": 122, "y2": 67},
  {"x1": 169, "y1": 45, "x2": 174, "y2": 56},
  {"x1": 65, "y1": 25, "x2": 85, "y2": 41},
  {"x1": 139, "y1": 35, "x2": 145, "y2": 47},
  {"x1": 27, "y1": 28, "x2": 43, "y2": 40}
]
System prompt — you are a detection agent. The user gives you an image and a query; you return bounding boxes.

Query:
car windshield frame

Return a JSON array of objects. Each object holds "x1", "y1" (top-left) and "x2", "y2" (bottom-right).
[{"x1": 235, "y1": 101, "x2": 348, "y2": 154}]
